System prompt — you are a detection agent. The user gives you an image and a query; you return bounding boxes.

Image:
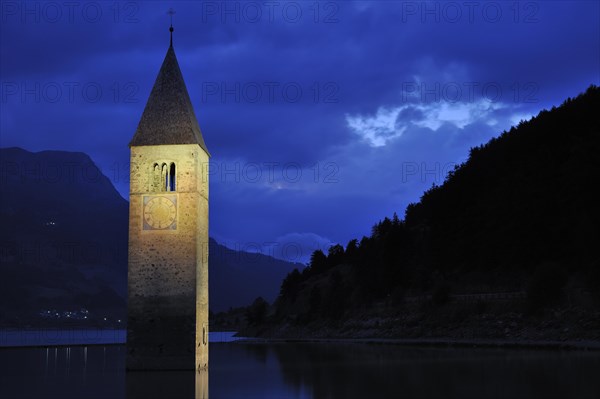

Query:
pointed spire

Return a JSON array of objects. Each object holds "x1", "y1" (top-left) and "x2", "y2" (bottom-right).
[
  {"x1": 129, "y1": 25, "x2": 209, "y2": 154},
  {"x1": 168, "y1": 8, "x2": 175, "y2": 47}
]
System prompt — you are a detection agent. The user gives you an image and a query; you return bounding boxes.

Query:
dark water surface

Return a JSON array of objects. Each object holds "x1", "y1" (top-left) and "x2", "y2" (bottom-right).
[{"x1": 1, "y1": 340, "x2": 599, "y2": 399}]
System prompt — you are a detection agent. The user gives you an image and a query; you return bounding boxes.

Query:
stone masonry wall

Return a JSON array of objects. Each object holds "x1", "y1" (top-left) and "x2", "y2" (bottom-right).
[{"x1": 127, "y1": 144, "x2": 209, "y2": 370}]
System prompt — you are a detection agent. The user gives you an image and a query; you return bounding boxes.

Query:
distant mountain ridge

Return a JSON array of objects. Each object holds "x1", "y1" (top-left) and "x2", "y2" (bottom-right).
[
  {"x1": 0, "y1": 147, "x2": 300, "y2": 326},
  {"x1": 208, "y1": 237, "x2": 303, "y2": 312},
  {"x1": 0, "y1": 147, "x2": 129, "y2": 325}
]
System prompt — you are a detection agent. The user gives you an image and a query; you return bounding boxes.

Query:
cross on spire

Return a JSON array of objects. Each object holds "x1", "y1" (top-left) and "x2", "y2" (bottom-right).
[{"x1": 167, "y1": 8, "x2": 176, "y2": 47}]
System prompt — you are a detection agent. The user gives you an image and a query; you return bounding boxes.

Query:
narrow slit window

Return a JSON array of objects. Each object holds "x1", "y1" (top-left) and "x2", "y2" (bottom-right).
[
  {"x1": 169, "y1": 163, "x2": 176, "y2": 191},
  {"x1": 161, "y1": 164, "x2": 168, "y2": 192},
  {"x1": 152, "y1": 163, "x2": 160, "y2": 192}
]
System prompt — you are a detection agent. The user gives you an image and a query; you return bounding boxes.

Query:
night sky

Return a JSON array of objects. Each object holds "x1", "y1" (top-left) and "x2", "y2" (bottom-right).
[{"x1": 1, "y1": 1, "x2": 599, "y2": 263}]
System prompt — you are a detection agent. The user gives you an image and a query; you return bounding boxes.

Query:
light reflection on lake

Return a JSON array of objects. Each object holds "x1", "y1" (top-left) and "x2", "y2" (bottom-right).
[{"x1": 1, "y1": 340, "x2": 599, "y2": 398}]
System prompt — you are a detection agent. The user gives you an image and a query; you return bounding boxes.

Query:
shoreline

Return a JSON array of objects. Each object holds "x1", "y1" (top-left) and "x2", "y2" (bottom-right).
[
  {"x1": 2, "y1": 327, "x2": 599, "y2": 351},
  {"x1": 2, "y1": 338, "x2": 599, "y2": 351},
  {"x1": 0, "y1": 343, "x2": 125, "y2": 350},
  {"x1": 233, "y1": 336, "x2": 600, "y2": 351},
  {"x1": 3, "y1": 338, "x2": 599, "y2": 351}
]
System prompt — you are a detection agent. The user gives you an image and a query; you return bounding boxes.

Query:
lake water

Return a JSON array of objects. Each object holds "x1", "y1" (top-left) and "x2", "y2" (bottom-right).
[
  {"x1": 0, "y1": 329, "x2": 242, "y2": 347},
  {"x1": 1, "y1": 333, "x2": 599, "y2": 398}
]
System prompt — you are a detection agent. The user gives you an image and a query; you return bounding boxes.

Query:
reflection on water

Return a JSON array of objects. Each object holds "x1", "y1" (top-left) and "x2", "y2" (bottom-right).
[
  {"x1": 1, "y1": 342, "x2": 599, "y2": 398},
  {"x1": 196, "y1": 370, "x2": 208, "y2": 399},
  {"x1": 0, "y1": 345, "x2": 125, "y2": 399}
]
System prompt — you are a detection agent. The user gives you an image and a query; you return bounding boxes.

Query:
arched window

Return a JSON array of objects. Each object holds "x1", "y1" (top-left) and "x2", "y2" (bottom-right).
[{"x1": 150, "y1": 161, "x2": 176, "y2": 192}]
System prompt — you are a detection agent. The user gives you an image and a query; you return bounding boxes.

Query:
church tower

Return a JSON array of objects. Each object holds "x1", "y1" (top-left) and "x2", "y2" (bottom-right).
[{"x1": 126, "y1": 25, "x2": 209, "y2": 371}]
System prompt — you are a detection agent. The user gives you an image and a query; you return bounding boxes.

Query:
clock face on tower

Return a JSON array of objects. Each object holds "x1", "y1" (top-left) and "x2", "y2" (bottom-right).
[{"x1": 142, "y1": 195, "x2": 177, "y2": 230}]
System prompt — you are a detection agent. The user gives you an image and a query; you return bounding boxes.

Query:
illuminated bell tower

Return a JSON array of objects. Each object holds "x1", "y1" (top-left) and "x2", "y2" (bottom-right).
[{"x1": 126, "y1": 24, "x2": 209, "y2": 371}]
